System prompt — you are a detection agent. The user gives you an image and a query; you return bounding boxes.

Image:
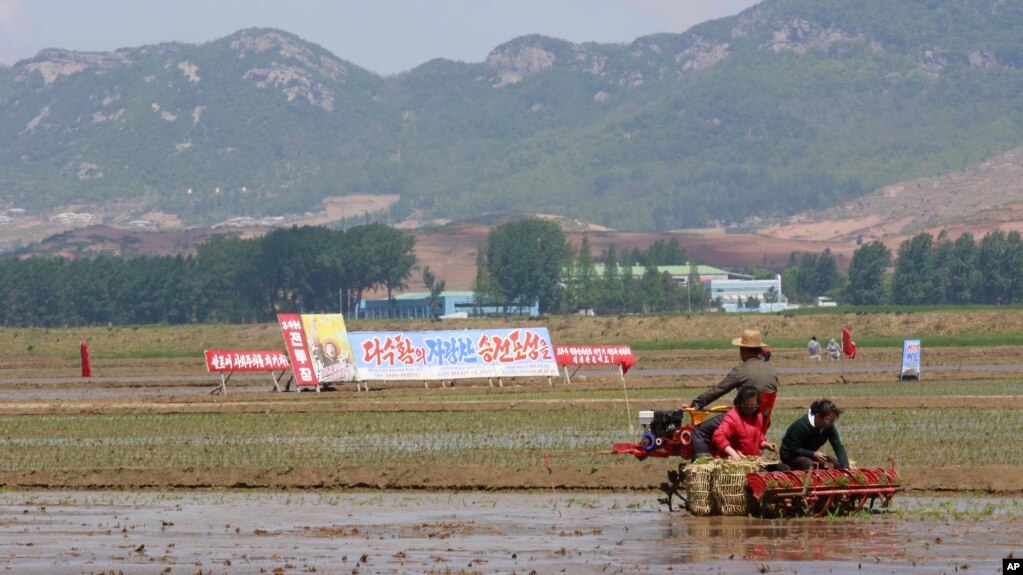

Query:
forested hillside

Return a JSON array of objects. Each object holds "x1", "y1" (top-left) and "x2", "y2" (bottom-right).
[{"x1": 2, "y1": 0, "x2": 1022, "y2": 232}]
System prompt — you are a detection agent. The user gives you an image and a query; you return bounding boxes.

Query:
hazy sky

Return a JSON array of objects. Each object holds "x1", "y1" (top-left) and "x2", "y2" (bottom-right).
[{"x1": 0, "y1": 0, "x2": 760, "y2": 75}]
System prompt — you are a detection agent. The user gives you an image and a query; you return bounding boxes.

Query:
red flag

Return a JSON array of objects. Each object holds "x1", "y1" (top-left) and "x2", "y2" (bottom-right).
[
  {"x1": 841, "y1": 328, "x2": 857, "y2": 359},
  {"x1": 80, "y1": 340, "x2": 92, "y2": 378}
]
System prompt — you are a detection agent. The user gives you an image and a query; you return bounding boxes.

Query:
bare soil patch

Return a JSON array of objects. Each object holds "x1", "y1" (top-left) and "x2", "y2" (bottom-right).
[
  {"x1": 760, "y1": 145, "x2": 1023, "y2": 248},
  {"x1": 296, "y1": 193, "x2": 400, "y2": 226}
]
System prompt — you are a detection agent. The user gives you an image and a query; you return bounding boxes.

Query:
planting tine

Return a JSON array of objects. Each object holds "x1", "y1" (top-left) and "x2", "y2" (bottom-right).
[{"x1": 658, "y1": 482, "x2": 675, "y2": 511}]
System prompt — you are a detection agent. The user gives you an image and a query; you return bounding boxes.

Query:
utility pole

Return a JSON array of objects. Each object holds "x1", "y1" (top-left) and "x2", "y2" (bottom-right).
[{"x1": 686, "y1": 262, "x2": 693, "y2": 314}]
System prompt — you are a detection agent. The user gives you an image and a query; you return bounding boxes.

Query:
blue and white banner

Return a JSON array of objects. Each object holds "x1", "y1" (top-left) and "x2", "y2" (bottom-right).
[
  {"x1": 349, "y1": 327, "x2": 559, "y2": 381},
  {"x1": 900, "y1": 339, "x2": 921, "y2": 380}
]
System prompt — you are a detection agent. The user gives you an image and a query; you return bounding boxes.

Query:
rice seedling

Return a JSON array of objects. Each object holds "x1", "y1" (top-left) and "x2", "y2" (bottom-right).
[{"x1": 0, "y1": 400, "x2": 1020, "y2": 475}]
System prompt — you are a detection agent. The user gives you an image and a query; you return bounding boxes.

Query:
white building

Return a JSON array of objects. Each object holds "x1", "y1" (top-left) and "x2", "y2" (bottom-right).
[{"x1": 710, "y1": 275, "x2": 787, "y2": 313}]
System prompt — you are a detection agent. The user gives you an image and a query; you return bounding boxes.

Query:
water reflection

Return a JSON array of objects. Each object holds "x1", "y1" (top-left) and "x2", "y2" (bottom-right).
[{"x1": 656, "y1": 515, "x2": 903, "y2": 564}]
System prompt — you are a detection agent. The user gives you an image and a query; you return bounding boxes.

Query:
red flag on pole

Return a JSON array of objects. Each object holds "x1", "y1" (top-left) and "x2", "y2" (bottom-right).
[
  {"x1": 841, "y1": 328, "x2": 857, "y2": 359},
  {"x1": 80, "y1": 340, "x2": 92, "y2": 378}
]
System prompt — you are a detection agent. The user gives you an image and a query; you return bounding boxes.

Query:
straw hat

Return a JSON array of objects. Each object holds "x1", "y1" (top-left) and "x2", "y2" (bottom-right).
[
  {"x1": 731, "y1": 329, "x2": 766, "y2": 348},
  {"x1": 321, "y1": 338, "x2": 341, "y2": 361}
]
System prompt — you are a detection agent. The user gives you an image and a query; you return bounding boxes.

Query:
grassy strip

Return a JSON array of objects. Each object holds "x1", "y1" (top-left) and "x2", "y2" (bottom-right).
[
  {"x1": 632, "y1": 332, "x2": 1023, "y2": 350},
  {"x1": 778, "y1": 304, "x2": 1023, "y2": 315},
  {"x1": 345, "y1": 379, "x2": 1023, "y2": 403},
  {"x1": 5, "y1": 307, "x2": 1023, "y2": 359},
  {"x1": 1, "y1": 407, "x2": 1020, "y2": 470}
]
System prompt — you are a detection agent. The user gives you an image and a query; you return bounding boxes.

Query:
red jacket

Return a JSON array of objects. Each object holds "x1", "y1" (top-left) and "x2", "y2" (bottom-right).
[{"x1": 711, "y1": 406, "x2": 766, "y2": 457}]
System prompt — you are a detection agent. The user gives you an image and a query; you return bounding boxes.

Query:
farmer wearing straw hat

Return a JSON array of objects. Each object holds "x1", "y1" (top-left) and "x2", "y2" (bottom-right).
[{"x1": 689, "y1": 329, "x2": 780, "y2": 458}]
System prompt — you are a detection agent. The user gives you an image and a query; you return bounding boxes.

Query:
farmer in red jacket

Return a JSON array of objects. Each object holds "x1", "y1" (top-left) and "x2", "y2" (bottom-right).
[{"x1": 711, "y1": 386, "x2": 779, "y2": 460}]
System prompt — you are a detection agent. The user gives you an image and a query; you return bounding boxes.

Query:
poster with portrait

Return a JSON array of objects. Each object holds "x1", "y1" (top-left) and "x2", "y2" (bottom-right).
[
  {"x1": 278, "y1": 313, "x2": 358, "y2": 386},
  {"x1": 300, "y1": 313, "x2": 358, "y2": 383}
]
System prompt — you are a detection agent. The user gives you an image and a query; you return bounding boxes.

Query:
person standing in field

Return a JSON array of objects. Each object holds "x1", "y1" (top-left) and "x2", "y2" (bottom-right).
[
  {"x1": 807, "y1": 336, "x2": 821, "y2": 361},
  {"x1": 827, "y1": 337, "x2": 840, "y2": 360}
]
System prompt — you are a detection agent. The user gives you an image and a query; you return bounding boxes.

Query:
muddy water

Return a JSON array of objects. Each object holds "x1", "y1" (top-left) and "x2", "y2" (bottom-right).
[{"x1": 0, "y1": 492, "x2": 1019, "y2": 574}]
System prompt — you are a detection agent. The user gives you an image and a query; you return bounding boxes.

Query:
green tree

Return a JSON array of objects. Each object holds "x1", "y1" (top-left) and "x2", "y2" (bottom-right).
[
  {"x1": 641, "y1": 261, "x2": 664, "y2": 312},
  {"x1": 259, "y1": 225, "x2": 337, "y2": 313},
  {"x1": 947, "y1": 232, "x2": 976, "y2": 304},
  {"x1": 572, "y1": 236, "x2": 600, "y2": 313},
  {"x1": 600, "y1": 244, "x2": 624, "y2": 314},
  {"x1": 195, "y1": 235, "x2": 265, "y2": 322},
  {"x1": 685, "y1": 263, "x2": 707, "y2": 312},
  {"x1": 372, "y1": 225, "x2": 417, "y2": 317},
  {"x1": 643, "y1": 238, "x2": 688, "y2": 265},
  {"x1": 892, "y1": 233, "x2": 935, "y2": 305},
  {"x1": 1003, "y1": 231, "x2": 1023, "y2": 304},
  {"x1": 422, "y1": 265, "x2": 446, "y2": 318},
  {"x1": 472, "y1": 244, "x2": 500, "y2": 312},
  {"x1": 971, "y1": 230, "x2": 1007, "y2": 304},
  {"x1": 620, "y1": 252, "x2": 642, "y2": 313},
  {"x1": 661, "y1": 271, "x2": 683, "y2": 312},
  {"x1": 485, "y1": 218, "x2": 570, "y2": 314},
  {"x1": 929, "y1": 232, "x2": 955, "y2": 305},
  {"x1": 338, "y1": 225, "x2": 378, "y2": 317},
  {"x1": 847, "y1": 241, "x2": 892, "y2": 305},
  {"x1": 790, "y1": 250, "x2": 839, "y2": 303}
]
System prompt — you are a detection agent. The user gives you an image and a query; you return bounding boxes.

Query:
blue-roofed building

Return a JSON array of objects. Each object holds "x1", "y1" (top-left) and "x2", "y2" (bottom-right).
[{"x1": 357, "y1": 291, "x2": 540, "y2": 319}]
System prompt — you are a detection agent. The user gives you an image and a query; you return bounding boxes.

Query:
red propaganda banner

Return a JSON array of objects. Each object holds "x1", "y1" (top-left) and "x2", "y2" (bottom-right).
[
  {"x1": 554, "y1": 345, "x2": 636, "y2": 375},
  {"x1": 204, "y1": 350, "x2": 290, "y2": 373},
  {"x1": 278, "y1": 313, "x2": 320, "y2": 387}
]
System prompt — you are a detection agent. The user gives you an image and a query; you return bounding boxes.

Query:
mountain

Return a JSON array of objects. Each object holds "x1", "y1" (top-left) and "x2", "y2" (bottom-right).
[
  {"x1": 760, "y1": 146, "x2": 1023, "y2": 244},
  {"x1": 2, "y1": 0, "x2": 1023, "y2": 245}
]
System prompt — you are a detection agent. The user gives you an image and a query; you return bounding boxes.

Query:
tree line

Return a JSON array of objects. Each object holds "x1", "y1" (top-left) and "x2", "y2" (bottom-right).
[
  {"x1": 4, "y1": 219, "x2": 1020, "y2": 328},
  {"x1": 477, "y1": 221, "x2": 1023, "y2": 313},
  {"x1": 474, "y1": 219, "x2": 711, "y2": 315},
  {"x1": 783, "y1": 230, "x2": 1023, "y2": 306},
  {"x1": 0, "y1": 223, "x2": 416, "y2": 327}
]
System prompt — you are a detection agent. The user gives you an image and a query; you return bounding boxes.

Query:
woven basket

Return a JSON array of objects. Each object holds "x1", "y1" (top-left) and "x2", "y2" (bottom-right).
[
  {"x1": 711, "y1": 458, "x2": 761, "y2": 516},
  {"x1": 685, "y1": 459, "x2": 717, "y2": 516}
]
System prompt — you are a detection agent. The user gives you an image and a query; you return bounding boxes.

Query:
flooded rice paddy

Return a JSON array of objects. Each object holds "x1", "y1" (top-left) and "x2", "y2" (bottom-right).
[{"x1": 0, "y1": 491, "x2": 1019, "y2": 574}]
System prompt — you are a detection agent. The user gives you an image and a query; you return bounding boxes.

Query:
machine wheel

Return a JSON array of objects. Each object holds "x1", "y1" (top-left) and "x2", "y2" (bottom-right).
[
  {"x1": 679, "y1": 429, "x2": 692, "y2": 445},
  {"x1": 640, "y1": 431, "x2": 656, "y2": 452}
]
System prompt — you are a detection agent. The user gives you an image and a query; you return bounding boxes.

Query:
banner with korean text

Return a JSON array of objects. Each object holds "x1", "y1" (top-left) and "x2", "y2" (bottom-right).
[
  {"x1": 348, "y1": 327, "x2": 559, "y2": 381},
  {"x1": 278, "y1": 313, "x2": 358, "y2": 388},
  {"x1": 900, "y1": 339, "x2": 921, "y2": 381},
  {"x1": 204, "y1": 350, "x2": 290, "y2": 373},
  {"x1": 554, "y1": 345, "x2": 636, "y2": 374}
]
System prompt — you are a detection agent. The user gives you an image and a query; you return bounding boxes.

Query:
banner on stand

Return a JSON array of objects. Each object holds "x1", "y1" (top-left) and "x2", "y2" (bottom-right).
[{"x1": 349, "y1": 327, "x2": 559, "y2": 381}]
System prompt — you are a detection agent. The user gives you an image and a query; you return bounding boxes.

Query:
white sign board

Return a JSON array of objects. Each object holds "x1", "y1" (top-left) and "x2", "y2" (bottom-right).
[{"x1": 900, "y1": 339, "x2": 921, "y2": 381}]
